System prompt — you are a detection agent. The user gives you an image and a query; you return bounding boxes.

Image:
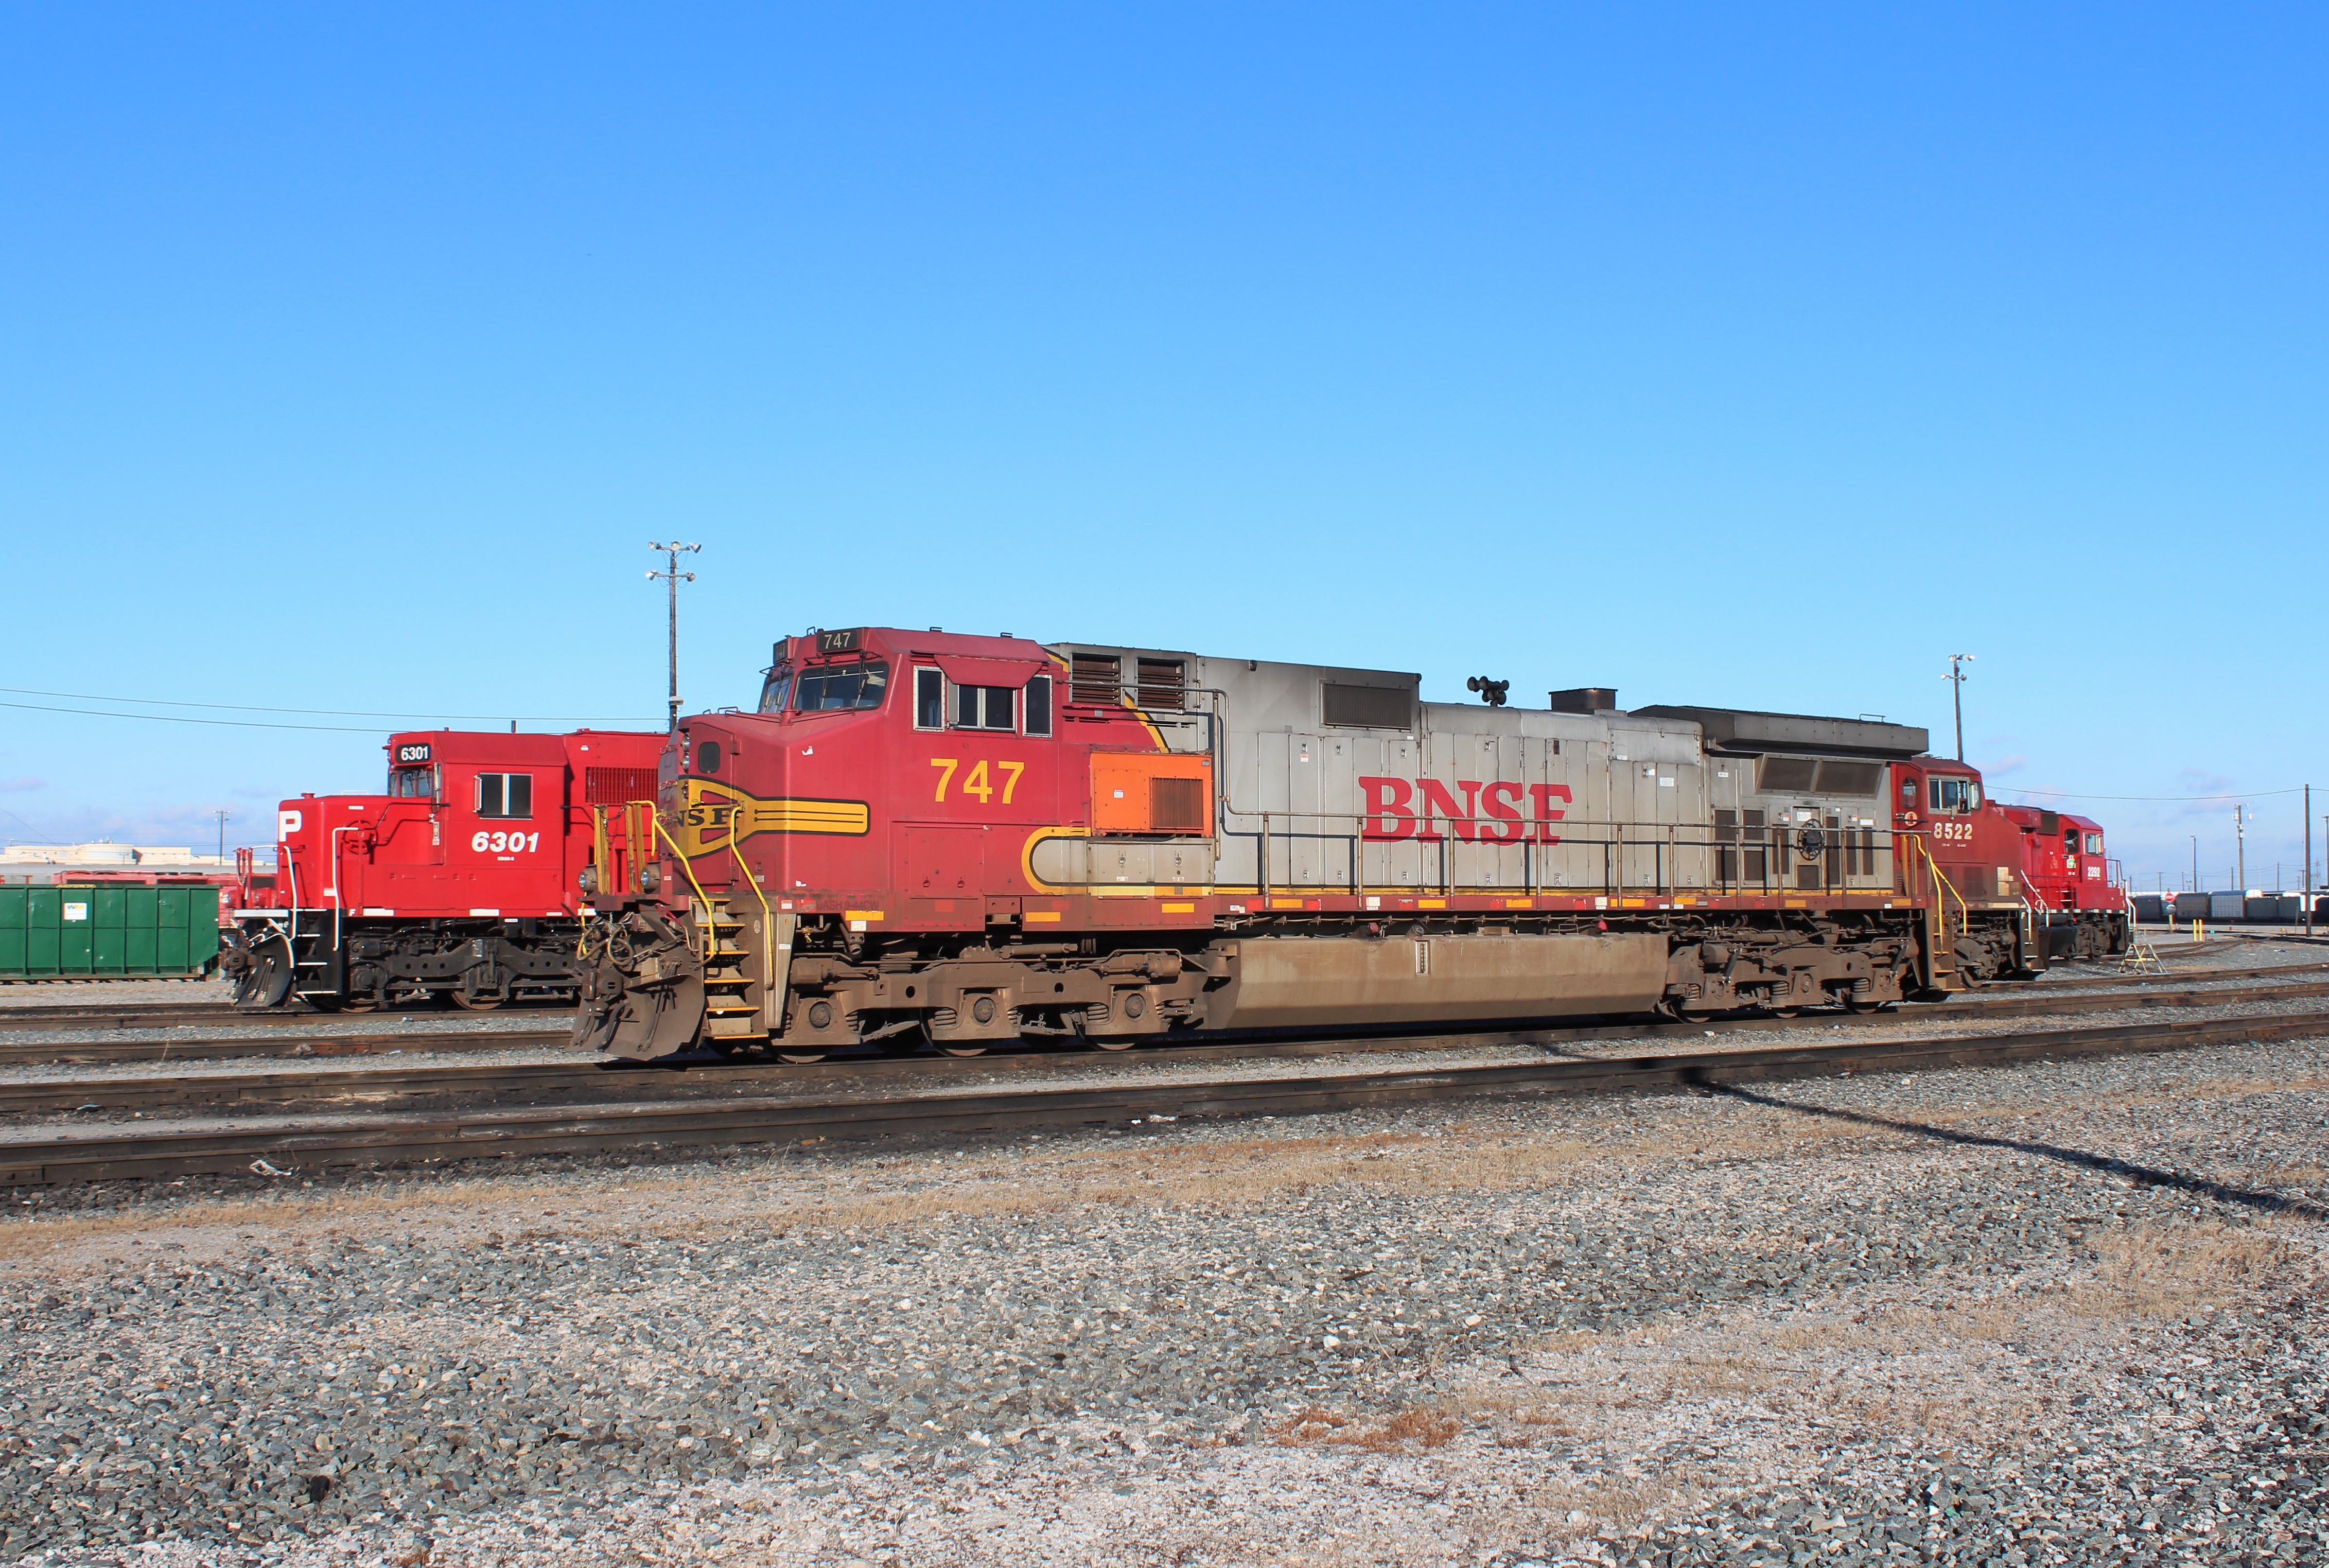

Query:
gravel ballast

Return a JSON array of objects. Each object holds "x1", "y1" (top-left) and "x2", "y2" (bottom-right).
[{"x1": 0, "y1": 1022, "x2": 2323, "y2": 1563}]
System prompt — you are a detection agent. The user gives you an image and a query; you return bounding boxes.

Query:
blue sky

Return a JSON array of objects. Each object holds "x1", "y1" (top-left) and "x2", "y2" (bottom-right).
[{"x1": 1, "y1": 4, "x2": 2323, "y2": 889}]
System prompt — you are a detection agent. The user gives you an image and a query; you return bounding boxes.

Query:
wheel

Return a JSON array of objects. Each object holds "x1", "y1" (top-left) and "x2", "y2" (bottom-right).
[
  {"x1": 450, "y1": 990, "x2": 504, "y2": 1012},
  {"x1": 1839, "y1": 995, "x2": 1895, "y2": 1015},
  {"x1": 339, "y1": 992, "x2": 381, "y2": 1014},
  {"x1": 1767, "y1": 1008, "x2": 1801, "y2": 1020},
  {"x1": 936, "y1": 1043, "x2": 988, "y2": 1058},
  {"x1": 1087, "y1": 1035, "x2": 1140, "y2": 1052},
  {"x1": 776, "y1": 1049, "x2": 828, "y2": 1064}
]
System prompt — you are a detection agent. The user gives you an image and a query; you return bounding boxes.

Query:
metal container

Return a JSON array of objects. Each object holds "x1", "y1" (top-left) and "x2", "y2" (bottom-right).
[
  {"x1": 2131, "y1": 894, "x2": 2168, "y2": 923},
  {"x1": 2172, "y1": 893, "x2": 2211, "y2": 922},
  {"x1": 0, "y1": 883, "x2": 221, "y2": 979},
  {"x1": 2209, "y1": 892, "x2": 2251, "y2": 922}
]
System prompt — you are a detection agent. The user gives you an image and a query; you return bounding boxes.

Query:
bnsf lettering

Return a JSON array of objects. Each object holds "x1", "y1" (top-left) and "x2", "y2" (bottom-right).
[{"x1": 1361, "y1": 776, "x2": 1571, "y2": 842}]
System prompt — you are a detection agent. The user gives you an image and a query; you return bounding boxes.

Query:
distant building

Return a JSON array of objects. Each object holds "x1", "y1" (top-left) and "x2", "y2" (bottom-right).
[{"x1": 0, "y1": 841, "x2": 273, "y2": 887}]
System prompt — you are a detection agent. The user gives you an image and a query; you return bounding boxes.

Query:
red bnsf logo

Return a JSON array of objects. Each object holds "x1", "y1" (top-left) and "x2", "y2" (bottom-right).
[{"x1": 1362, "y1": 777, "x2": 1572, "y2": 842}]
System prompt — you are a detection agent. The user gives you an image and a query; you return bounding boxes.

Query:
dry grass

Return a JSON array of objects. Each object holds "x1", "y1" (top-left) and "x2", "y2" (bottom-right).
[
  {"x1": 1270, "y1": 1402, "x2": 1464, "y2": 1454},
  {"x1": 2077, "y1": 1218, "x2": 2307, "y2": 1320}
]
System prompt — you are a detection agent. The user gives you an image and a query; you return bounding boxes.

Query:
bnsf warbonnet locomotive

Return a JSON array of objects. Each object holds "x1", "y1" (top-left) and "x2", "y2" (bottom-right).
[{"x1": 571, "y1": 627, "x2": 2124, "y2": 1061}]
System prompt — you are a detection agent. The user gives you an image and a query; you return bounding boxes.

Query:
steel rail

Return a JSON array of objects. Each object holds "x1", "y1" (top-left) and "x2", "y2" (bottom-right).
[
  {"x1": 5, "y1": 1010, "x2": 2325, "y2": 1188},
  {"x1": 7, "y1": 976, "x2": 2329, "y2": 1086},
  {"x1": 0, "y1": 1001, "x2": 560, "y2": 1034},
  {"x1": 0, "y1": 1028, "x2": 566, "y2": 1067}
]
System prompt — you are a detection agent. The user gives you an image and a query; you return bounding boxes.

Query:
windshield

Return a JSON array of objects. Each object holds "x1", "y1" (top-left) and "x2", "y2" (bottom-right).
[
  {"x1": 758, "y1": 667, "x2": 793, "y2": 714},
  {"x1": 795, "y1": 661, "x2": 889, "y2": 713}
]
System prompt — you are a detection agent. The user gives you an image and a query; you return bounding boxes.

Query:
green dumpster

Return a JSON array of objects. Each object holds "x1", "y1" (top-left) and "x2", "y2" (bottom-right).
[{"x1": 0, "y1": 883, "x2": 221, "y2": 979}]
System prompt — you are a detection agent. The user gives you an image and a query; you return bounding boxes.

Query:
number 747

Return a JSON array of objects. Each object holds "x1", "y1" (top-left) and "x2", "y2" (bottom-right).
[{"x1": 929, "y1": 758, "x2": 1025, "y2": 805}]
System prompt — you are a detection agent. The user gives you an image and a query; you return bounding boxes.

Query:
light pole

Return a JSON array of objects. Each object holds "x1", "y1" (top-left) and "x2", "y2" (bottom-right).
[
  {"x1": 213, "y1": 809, "x2": 230, "y2": 864},
  {"x1": 1945, "y1": 654, "x2": 1975, "y2": 762},
  {"x1": 2190, "y1": 835, "x2": 2197, "y2": 894},
  {"x1": 647, "y1": 541, "x2": 700, "y2": 737},
  {"x1": 2236, "y1": 803, "x2": 2246, "y2": 893}
]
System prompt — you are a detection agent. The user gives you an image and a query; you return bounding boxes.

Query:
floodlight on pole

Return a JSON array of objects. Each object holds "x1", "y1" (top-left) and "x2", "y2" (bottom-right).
[
  {"x1": 648, "y1": 541, "x2": 700, "y2": 737},
  {"x1": 1945, "y1": 654, "x2": 1976, "y2": 763}
]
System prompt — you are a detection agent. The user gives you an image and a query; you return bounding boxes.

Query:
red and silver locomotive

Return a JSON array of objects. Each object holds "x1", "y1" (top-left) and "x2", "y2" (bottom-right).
[
  {"x1": 226, "y1": 728, "x2": 662, "y2": 1010},
  {"x1": 571, "y1": 627, "x2": 2088, "y2": 1061}
]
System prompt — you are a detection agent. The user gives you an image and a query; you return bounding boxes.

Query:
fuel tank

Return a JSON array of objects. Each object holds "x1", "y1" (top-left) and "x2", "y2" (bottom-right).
[{"x1": 1218, "y1": 932, "x2": 1668, "y2": 1028}]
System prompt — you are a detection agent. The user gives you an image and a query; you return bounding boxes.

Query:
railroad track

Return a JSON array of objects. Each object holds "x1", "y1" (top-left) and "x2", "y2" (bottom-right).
[
  {"x1": 6, "y1": 1010, "x2": 2324, "y2": 1188},
  {"x1": 5, "y1": 971, "x2": 2327, "y2": 1076},
  {"x1": 0, "y1": 1025, "x2": 564, "y2": 1066},
  {"x1": 0, "y1": 940, "x2": 2292, "y2": 1035},
  {"x1": 0, "y1": 999, "x2": 562, "y2": 1033}
]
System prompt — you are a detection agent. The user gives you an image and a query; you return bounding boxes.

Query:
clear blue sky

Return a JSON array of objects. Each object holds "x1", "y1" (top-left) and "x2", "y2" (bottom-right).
[{"x1": 2, "y1": 5, "x2": 2323, "y2": 889}]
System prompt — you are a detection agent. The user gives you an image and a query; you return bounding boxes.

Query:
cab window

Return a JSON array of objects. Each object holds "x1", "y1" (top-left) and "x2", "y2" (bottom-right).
[
  {"x1": 795, "y1": 662, "x2": 889, "y2": 713},
  {"x1": 1026, "y1": 674, "x2": 1053, "y2": 738},
  {"x1": 2084, "y1": 832, "x2": 2103, "y2": 856},
  {"x1": 385, "y1": 767, "x2": 438, "y2": 800},
  {"x1": 757, "y1": 667, "x2": 794, "y2": 714},
  {"x1": 955, "y1": 683, "x2": 1016, "y2": 731},
  {"x1": 1928, "y1": 777, "x2": 1980, "y2": 813},
  {"x1": 476, "y1": 773, "x2": 533, "y2": 819}
]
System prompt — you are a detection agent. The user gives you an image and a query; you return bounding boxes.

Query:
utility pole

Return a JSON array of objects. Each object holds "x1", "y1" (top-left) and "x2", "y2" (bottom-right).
[
  {"x1": 2190, "y1": 835, "x2": 2198, "y2": 895},
  {"x1": 1945, "y1": 654, "x2": 1975, "y2": 762},
  {"x1": 213, "y1": 809, "x2": 230, "y2": 864},
  {"x1": 647, "y1": 541, "x2": 701, "y2": 737},
  {"x1": 2236, "y1": 803, "x2": 2246, "y2": 893}
]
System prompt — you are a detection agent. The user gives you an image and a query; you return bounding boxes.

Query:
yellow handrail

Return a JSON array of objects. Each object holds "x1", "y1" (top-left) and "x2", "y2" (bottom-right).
[
  {"x1": 651, "y1": 810, "x2": 718, "y2": 962},
  {"x1": 1908, "y1": 834, "x2": 1969, "y2": 940}
]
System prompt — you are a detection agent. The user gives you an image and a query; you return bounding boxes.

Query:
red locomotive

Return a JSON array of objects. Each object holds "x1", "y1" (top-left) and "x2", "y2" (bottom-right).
[
  {"x1": 571, "y1": 627, "x2": 2096, "y2": 1062},
  {"x1": 225, "y1": 728, "x2": 663, "y2": 1010},
  {"x1": 1992, "y1": 803, "x2": 2128, "y2": 959}
]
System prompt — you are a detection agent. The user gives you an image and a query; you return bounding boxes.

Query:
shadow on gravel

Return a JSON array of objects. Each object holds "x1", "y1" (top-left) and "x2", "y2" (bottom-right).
[{"x1": 1704, "y1": 1083, "x2": 2329, "y2": 1220}]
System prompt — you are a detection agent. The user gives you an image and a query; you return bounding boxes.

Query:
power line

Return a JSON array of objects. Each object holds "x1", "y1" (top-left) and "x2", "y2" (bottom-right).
[
  {"x1": 0, "y1": 698, "x2": 658, "y2": 734},
  {"x1": 0, "y1": 686, "x2": 657, "y2": 723},
  {"x1": 2002, "y1": 785, "x2": 2308, "y2": 802},
  {"x1": 0, "y1": 804, "x2": 62, "y2": 846}
]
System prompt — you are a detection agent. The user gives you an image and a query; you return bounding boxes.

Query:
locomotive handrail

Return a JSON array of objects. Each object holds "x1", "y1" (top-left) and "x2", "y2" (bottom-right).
[
  {"x1": 651, "y1": 815, "x2": 717, "y2": 962},
  {"x1": 1214, "y1": 806, "x2": 1900, "y2": 901}
]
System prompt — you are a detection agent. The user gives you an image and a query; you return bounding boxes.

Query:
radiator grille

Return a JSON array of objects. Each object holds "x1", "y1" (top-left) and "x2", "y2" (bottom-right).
[
  {"x1": 1070, "y1": 654, "x2": 1121, "y2": 706},
  {"x1": 1136, "y1": 658, "x2": 1186, "y2": 711},
  {"x1": 584, "y1": 767, "x2": 657, "y2": 806},
  {"x1": 1322, "y1": 682, "x2": 1413, "y2": 729},
  {"x1": 1150, "y1": 776, "x2": 1207, "y2": 833}
]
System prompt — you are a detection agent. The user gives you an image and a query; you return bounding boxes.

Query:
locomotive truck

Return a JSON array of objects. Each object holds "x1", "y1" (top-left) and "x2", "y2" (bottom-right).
[
  {"x1": 225, "y1": 728, "x2": 663, "y2": 1010},
  {"x1": 570, "y1": 627, "x2": 2084, "y2": 1061}
]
